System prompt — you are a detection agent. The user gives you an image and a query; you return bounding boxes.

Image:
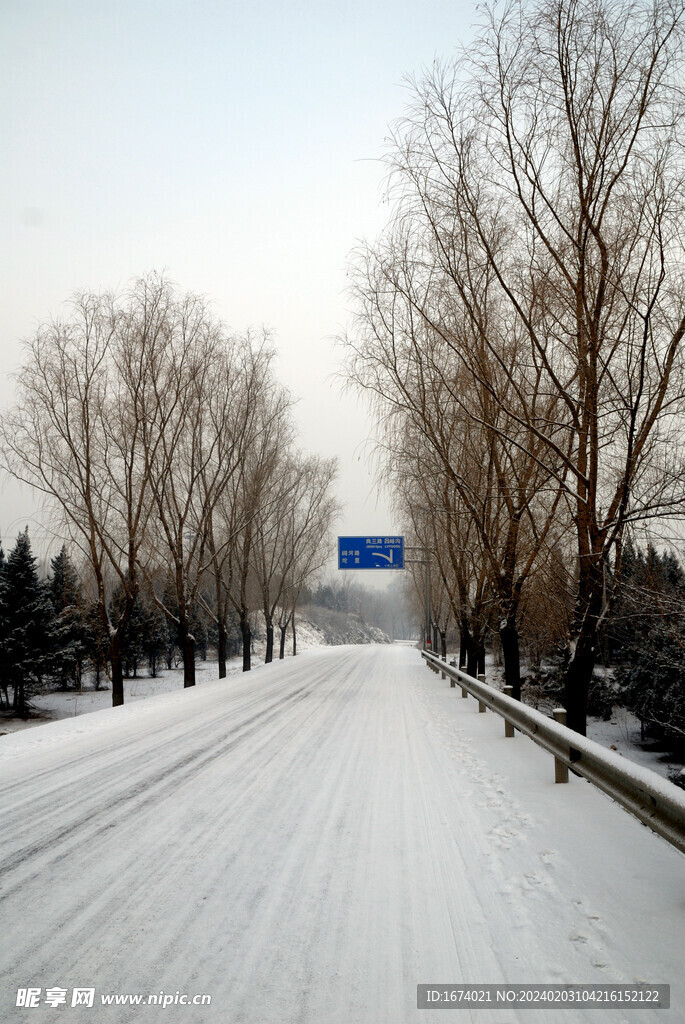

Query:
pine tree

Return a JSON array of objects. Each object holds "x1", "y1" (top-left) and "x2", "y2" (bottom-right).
[
  {"x1": 161, "y1": 582, "x2": 180, "y2": 670},
  {"x1": 84, "y1": 600, "x2": 109, "y2": 689},
  {"x1": 49, "y1": 545, "x2": 89, "y2": 689},
  {"x1": 2, "y1": 529, "x2": 54, "y2": 715},
  {"x1": 110, "y1": 586, "x2": 147, "y2": 679},
  {"x1": 613, "y1": 544, "x2": 685, "y2": 747},
  {"x1": 143, "y1": 599, "x2": 168, "y2": 678}
]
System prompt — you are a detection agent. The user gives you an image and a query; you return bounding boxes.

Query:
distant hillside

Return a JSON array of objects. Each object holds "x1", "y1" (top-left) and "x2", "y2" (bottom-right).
[{"x1": 297, "y1": 605, "x2": 392, "y2": 646}]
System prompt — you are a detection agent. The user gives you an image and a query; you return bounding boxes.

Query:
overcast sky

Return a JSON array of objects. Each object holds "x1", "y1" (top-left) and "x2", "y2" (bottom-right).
[{"x1": 0, "y1": 0, "x2": 476, "y2": 567}]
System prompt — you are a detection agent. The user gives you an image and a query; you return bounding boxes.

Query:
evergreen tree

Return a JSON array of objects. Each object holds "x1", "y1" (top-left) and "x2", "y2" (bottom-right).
[
  {"x1": 84, "y1": 600, "x2": 110, "y2": 689},
  {"x1": 157, "y1": 582, "x2": 208, "y2": 672},
  {"x1": 110, "y1": 586, "x2": 147, "y2": 678},
  {"x1": 161, "y1": 582, "x2": 180, "y2": 670},
  {"x1": 143, "y1": 599, "x2": 169, "y2": 678},
  {"x1": 612, "y1": 544, "x2": 685, "y2": 747},
  {"x1": 49, "y1": 545, "x2": 89, "y2": 689},
  {"x1": 191, "y1": 605, "x2": 208, "y2": 662},
  {"x1": 2, "y1": 529, "x2": 53, "y2": 714}
]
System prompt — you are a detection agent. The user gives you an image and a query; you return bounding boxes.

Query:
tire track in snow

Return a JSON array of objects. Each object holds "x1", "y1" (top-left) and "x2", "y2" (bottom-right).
[
  {"x1": 1, "y1": 645, "x2": 682, "y2": 1024},
  {"x1": 0, "y1": 650, "x2": 353, "y2": 870},
  {"x1": 0, "y1": 651, "x2": 362, "y2": 989},
  {"x1": 0, "y1": 685, "x2": 313, "y2": 898}
]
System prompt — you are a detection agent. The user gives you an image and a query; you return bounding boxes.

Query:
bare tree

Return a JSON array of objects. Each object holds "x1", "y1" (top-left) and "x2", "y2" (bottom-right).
[
  {"x1": 345, "y1": 229, "x2": 569, "y2": 696},
  {"x1": 201, "y1": 336, "x2": 276, "y2": 677},
  {"x1": 137, "y1": 285, "x2": 260, "y2": 687},
  {"x1": 0, "y1": 282, "x2": 169, "y2": 705},
  {"x1": 217, "y1": 371, "x2": 295, "y2": 671},
  {"x1": 346, "y1": 0, "x2": 685, "y2": 732},
  {"x1": 268, "y1": 454, "x2": 340, "y2": 659},
  {"x1": 252, "y1": 452, "x2": 338, "y2": 663}
]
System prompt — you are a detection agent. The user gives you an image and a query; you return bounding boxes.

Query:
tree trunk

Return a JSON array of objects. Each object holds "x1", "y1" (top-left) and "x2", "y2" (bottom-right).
[
  {"x1": 562, "y1": 582, "x2": 604, "y2": 737},
  {"x1": 111, "y1": 642, "x2": 125, "y2": 707},
  {"x1": 178, "y1": 622, "x2": 196, "y2": 687},
  {"x1": 217, "y1": 618, "x2": 227, "y2": 678},
  {"x1": 459, "y1": 617, "x2": 469, "y2": 670},
  {"x1": 279, "y1": 624, "x2": 287, "y2": 659},
  {"x1": 241, "y1": 608, "x2": 251, "y2": 671},
  {"x1": 440, "y1": 629, "x2": 447, "y2": 660},
  {"x1": 466, "y1": 636, "x2": 485, "y2": 678},
  {"x1": 499, "y1": 620, "x2": 522, "y2": 700},
  {"x1": 13, "y1": 679, "x2": 25, "y2": 715},
  {"x1": 265, "y1": 613, "x2": 274, "y2": 664},
  {"x1": 466, "y1": 643, "x2": 477, "y2": 678},
  {"x1": 183, "y1": 642, "x2": 196, "y2": 686},
  {"x1": 292, "y1": 613, "x2": 297, "y2": 656},
  {"x1": 562, "y1": 635, "x2": 595, "y2": 739}
]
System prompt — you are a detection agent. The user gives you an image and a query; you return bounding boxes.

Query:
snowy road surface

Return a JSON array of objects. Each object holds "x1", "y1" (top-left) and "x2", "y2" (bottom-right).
[{"x1": 1, "y1": 645, "x2": 683, "y2": 1024}]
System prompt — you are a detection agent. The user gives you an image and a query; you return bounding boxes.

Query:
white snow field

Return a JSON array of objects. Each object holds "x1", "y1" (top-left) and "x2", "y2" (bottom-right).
[{"x1": 0, "y1": 644, "x2": 683, "y2": 1024}]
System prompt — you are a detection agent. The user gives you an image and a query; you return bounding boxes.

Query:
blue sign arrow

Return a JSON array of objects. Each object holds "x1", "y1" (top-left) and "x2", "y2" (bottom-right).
[{"x1": 338, "y1": 536, "x2": 404, "y2": 570}]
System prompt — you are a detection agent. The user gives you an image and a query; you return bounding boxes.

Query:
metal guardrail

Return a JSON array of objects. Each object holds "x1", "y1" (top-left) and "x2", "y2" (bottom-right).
[{"x1": 422, "y1": 649, "x2": 685, "y2": 855}]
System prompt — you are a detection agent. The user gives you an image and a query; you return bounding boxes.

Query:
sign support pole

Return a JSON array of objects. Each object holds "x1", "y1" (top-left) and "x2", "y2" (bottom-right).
[
  {"x1": 424, "y1": 545, "x2": 431, "y2": 653},
  {"x1": 338, "y1": 537, "x2": 432, "y2": 651},
  {"x1": 405, "y1": 547, "x2": 432, "y2": 652}
]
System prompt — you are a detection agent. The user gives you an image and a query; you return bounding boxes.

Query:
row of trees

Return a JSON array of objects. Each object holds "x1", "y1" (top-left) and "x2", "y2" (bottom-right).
[
  {"x1": 1, "y1": 275, "x2": 339, "y2": 708},
  {"x1": 1, "y1": 530, "x2": 239, "y2": 716},
  {"x1": 611, "y1": 544, "x2": 685, "y2": 745},
  {"x1": 344, "y1": 0, "x2": 685, "y2": 734}
]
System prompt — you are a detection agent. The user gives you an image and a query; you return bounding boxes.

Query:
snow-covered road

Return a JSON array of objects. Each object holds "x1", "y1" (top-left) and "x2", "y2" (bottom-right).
[{"x1": 1, "y1": 645, "x2": 683, "y2": 1024}]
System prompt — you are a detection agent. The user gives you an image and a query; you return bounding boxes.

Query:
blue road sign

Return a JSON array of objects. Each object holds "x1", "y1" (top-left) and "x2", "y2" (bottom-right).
[{"x1": 338, "y1": 536, "x2": 404, "y2": 570}]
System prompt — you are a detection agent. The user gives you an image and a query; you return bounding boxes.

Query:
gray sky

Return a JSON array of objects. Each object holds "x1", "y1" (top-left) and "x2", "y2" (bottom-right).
[{"x1": 0, "y1": 0, "x2": 476, "y2": 564}]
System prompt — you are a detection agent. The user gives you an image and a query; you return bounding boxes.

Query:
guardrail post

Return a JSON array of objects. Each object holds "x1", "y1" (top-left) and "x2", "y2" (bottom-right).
[
  {"x1": 553, "y1": 708, "x2": 569, "y2": 783},
  {"x1": 449, "y1": 659, "x2": 456, "y2": 687},
  {"x1": 422, "y1": 650, "x2": 685, "y2": 852},
  {"x1": 477, "y1": 673, "x2": 486, "y2": 712},
  {"x1": 502, "y1": 686, "x2": 515, "y2": 737}
]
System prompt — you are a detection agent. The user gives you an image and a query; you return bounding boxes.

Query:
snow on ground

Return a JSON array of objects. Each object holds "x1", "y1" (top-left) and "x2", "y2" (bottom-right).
[
  {"x1": 0, "y1": 645, "x2": 683, "y2": 1024},
  {"x1": 586, "y1": 707, "x2": 684, "y2": 783},
  {"x1": 4, "y1": 642, "x2": 681, "y2": 792},
  {"x1": 0, "y1": 616, "x2": 328, "y2": 737},
  {"x1": 483, "y1": 656, "x2": 683, "y2": 785},
  {"x1": 0, "y1": 662, "x2": 229, "y2": 735}
]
